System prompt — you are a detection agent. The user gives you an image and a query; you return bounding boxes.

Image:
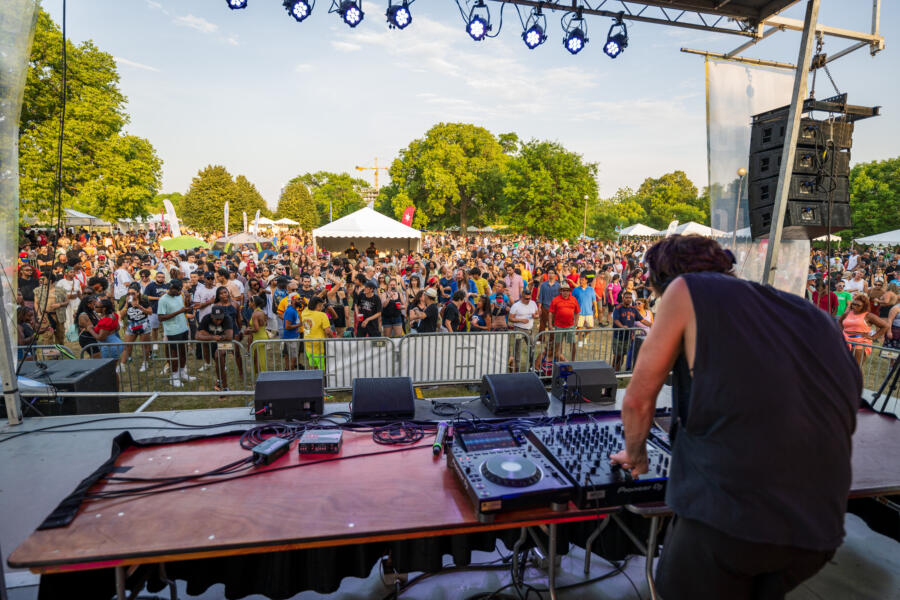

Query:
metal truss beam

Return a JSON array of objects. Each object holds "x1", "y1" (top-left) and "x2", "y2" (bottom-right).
[
  {"x1": 681, "y1": 47, "x2": 794, "y2": 69},
  {"x1": 763, "y1": 14, "x2": 884, "y2": 48}
]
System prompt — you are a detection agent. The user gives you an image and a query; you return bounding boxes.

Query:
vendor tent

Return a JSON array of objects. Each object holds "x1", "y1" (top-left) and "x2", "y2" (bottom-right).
[
  {"x1": 855, "y1": 229, "x2": 900, "y2": 246},
  {"x1": 813, "y1": 234, "x2": 842, "y2": 242},
  {"x1": 313, "y1": 206, "x2": 421, "y2": 254},
  {"x1": 275, "y1": 217, "x2": 299, "y2": 226},
  {"x1": 256, "y1": 217, "x2": 276, "y2": 226},
  {"x1": 64, "y1": 209, "x2": 111, "y2": 228},
  {"x1": 619, "y1": 224, "x2": 658, "y2": 237},
  {"x1": 669, "y1": 221, "x2": 721, "y2": 237},
  {"x1": 213, "y1": 232, "x2": 275, "y2": 252}
]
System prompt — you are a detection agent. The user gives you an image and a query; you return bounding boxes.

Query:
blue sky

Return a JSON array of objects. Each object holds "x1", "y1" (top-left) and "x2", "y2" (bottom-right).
[{"x1": 43, "y1": 0, "x2": 898, "y2": 209}]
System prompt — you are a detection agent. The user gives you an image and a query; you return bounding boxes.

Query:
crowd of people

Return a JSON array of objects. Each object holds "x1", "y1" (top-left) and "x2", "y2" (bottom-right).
[{"x1": 13, "y1": 226, "x2": 900, "y2": 390}]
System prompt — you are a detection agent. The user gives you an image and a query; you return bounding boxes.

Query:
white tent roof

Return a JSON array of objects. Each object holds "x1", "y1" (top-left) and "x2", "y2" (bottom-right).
[
  {"x1": 813, "y1": 233, "x2": 842, "y2": 242},
  {"x1": 64, "y1": 208, "x2": 110, "y2": 226},
  {"x1": 313, "y1": 206, "x2": 421, "y2": 240},
  {"x1": 619, "y1": 223, "x2": 658, "y2": 236},
  {"x1": 275, "y1": 217, "x2": 299, "y2": 225},
  {"x1": 257, "y1": 217, "x2": 276, "y2": 225},
  {"x1": 313, "y1": 206, "x2": 421, "y2": 253},
  {"x1": 855, "y1": 229, "x2": 900, "y2": 245},
  {"x1": 671, "y1": 221, "x2": 719, "y2": 236}
]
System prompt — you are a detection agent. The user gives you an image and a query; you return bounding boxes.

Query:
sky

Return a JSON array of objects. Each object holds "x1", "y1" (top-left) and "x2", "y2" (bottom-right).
[{"x1": 42, "y1": 0, "x2": 898, "y2": 210}]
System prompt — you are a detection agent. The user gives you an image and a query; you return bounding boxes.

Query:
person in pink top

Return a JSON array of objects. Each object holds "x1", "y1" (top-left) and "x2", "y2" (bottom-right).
[
  {"x1": 839, "y1": 293, "x2": 888, "y2": 367},
  {"x1": 605, "y1": 274, "x2": 622, "y2": 313}
]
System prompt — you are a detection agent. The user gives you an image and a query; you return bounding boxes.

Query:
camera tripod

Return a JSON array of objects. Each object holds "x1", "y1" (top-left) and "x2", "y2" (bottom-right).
[{"x1": 870, "y1": 355, "x2": 900, "y2": 416}]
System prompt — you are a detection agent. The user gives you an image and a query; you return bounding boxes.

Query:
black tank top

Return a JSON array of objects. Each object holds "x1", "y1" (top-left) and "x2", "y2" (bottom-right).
[{"x1": 666, "y1": 273, "x2": 860, "y2": 551}]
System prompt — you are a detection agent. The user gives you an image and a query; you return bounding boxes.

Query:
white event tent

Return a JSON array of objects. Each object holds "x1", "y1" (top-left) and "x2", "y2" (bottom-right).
[
  {"x1": 855, "y1": 229, "x2": 900, "y2": 246},
  {"x1": 668, "y1": 221, "x2": 722, "y2": 237},
  {"x1": 619, "y1": 223, "x2": 658, "y2": 237},
  {"x1": 64, "y1": 208, "x2": 111, "y2": 228},
  {"x1": 313, "y1": 206, "x2": 421, "y2": 254}
]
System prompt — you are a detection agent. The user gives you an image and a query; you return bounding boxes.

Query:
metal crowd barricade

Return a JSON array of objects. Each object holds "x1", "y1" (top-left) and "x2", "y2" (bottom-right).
[
  {"x1": 531, "y1": 327, "x2": 644, "y2": 376},
  {"x1": 398, "y1": 330, "x2": 532, "y2": 386},
  {"x1": 248, "y1": 336, "x2": 396, "y2": 391},
  {"x1": 15, "y1": 345, "x2": 75, "y2": 362},
  {"x1": 846, "y1": 340, "x2": 900, "y2": 411},
  {"x1": 80, "y1": 339, "x2": 251, "y2": 394}
]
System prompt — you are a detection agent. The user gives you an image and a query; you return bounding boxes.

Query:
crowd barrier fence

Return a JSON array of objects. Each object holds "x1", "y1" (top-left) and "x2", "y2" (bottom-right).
[{"x1": 531, "y1": 327, "x2": 645, "y2": 377}]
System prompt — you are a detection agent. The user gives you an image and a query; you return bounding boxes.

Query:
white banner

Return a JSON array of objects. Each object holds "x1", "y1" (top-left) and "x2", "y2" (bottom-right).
[
  {"x1": 224, "y1": 201, "x2": 229, "y2": 238},
  {"x1": 162, "y1": 199, "x2": 181, "y2": 237}
]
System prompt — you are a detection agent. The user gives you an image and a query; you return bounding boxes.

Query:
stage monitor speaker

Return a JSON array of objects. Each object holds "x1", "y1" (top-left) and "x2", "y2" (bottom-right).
[
  {"x1": 351, "y1": 377, "x2": 415, "y2": 420},
  {"x1": 481, "y1": 372, "x2": 549, "y2": 415},
  {"x1": 255, "y1": 370, "x2": 324, "y2": 420},
  {"x1": 551, "y1": 361, "x2": 617, "y2": 405},
  {"x1": 10, "y1": 359, "x2": 118, "y2": 416}
]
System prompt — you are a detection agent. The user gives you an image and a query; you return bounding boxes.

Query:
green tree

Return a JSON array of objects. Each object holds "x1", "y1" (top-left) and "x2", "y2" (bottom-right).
[
  {"x1": 588, "y1": 187, "x2": 647, "y2": 239},
  {"x1": 634, "y1": 171, "x2": 708, "y2": 230},
  {"x1": 181, "y1": 165, "x2": 239, "y2": 233},
  {"x1": 845, "y1": 157, "x2": 900, "y2": 238},
  {"x1": 503, "y1": 140, "x2": 598, "y2": 239},
  {"x1": 18, "y1": 9, "x2": 160, "y2": 220},
  {"x1": 381, "y1": 123, "x2": 508, "y2": 233},
  {"x1": 233, "y1": 175, "x2": 270, "y2": 228},
  {"x1": 146, "y1": 192, "x2": 184, "y2": 216},
  {"x1": 75, "y1": 135, "x2": 162, "y2": 220},
  {"x1": 276, "y1": 178, "x2": 317, "y2": 231},
  {"x1": 298, "y1": 171, "x2": 368, "y2": 225}
]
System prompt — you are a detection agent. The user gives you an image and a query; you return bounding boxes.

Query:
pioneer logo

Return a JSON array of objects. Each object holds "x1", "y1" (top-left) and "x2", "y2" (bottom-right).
[{"x1": 617, "y1": 483, "x2": 664, "y2": 494}]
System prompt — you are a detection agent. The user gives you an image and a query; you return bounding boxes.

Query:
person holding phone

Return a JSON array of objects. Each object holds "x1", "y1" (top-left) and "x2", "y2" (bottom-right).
[{"x1": 118, "y1": 282, "x2": 152, "y2": 372}]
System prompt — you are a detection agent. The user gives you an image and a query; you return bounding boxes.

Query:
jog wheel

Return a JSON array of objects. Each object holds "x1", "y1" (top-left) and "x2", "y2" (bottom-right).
[{"x1": 481, "y1": 455, "x2": 542, "y2": 487}]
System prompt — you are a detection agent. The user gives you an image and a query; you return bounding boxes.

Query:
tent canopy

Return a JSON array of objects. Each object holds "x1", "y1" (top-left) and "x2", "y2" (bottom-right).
[
  {"x1": 813, "y1": 234, "x2": 842, "y2": 242},
  {"x1": 64, "y1": 208, "x2": 111, "y2": 227},
  {"x1": 855, "y1": 229, "x2": 900, "y2": 246},
  {"x1": 619, "y1": 223, "x2": 658, "y2": 237},
  {"x1": 275, "y1": 217, "x2": 299, "y2": 225},
  {"x1": 313, "y1": 206, "x2": 421, "y2": 254},
  {"x1": 256, "y1": 217, "x2": 276, "y2": 226}
]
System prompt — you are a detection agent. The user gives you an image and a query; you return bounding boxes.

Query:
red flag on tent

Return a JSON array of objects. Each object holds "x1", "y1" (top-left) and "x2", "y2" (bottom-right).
[{"x1": 401, "y1": 206, "x2": 415, "y2": 226}]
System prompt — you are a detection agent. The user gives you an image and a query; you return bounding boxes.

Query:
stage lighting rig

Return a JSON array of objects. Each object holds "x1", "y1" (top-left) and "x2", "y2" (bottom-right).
[
  {"x1": 283, "y1": 0, "x2": 313, "y2": 22},
  {"x1": 466, "y1": 0, "x2": 492, "y2": 41},
  {"x1": 386, "y1": 0, "x2": 413, "y2": 30},
  {"x1": 521, "y1": 6, "x2": 547, "y2": 50},
  {"x1": 562, "y1": 9, "x2": 588, "y2": 55},
  {"x1": 227, "y1": 0, "x2": 248, "y2": 9},
  {"x1": 604, "y1": 15, "x2": 628, "y2": 58},
  {"x1": 338, "y1": 0, "x2": 365, "y2": 27}
]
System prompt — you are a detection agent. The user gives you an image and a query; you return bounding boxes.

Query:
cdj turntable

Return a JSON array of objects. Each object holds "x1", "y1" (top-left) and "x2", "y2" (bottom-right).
[
  {"x1": 525, "y1": 420, "x2": 671, "y2": 509},
  {"x1": 447, "y1": 429, "x2": 573, "y2": 522}
]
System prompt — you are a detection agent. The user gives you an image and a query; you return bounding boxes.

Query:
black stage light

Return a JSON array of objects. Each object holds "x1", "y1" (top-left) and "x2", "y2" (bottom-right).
[
  {"x1": 562, "y1": 10, "x2": 588, "y2": 55},
  {"x1": 283, "y1": 0, "x2": 313, "y2": 22},
  {"x1": 340, "y1": 0, "x2": 364, "y2": 27},
  {"x1": 227, "y1": 0, "x2": 248, "y2": 8},
  {"x1": 521, "y1": 7, "x2": 547, "y2": 50},
  {"x1": 467, "y1": 0, "x2": 491, "y2": 41},
  {"x1": 386, "y1": 0, "x2": 412, "y2": 29},
  {"x1": 604, "y1": 17, "x2": 628, "y2": 58}
]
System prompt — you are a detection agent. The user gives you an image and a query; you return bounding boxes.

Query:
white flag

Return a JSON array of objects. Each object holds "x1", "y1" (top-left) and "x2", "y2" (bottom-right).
[
  {"x1": 163, "y1": 199, "x2": 181, "y2": 237},
  {"x1": 242, "y1": 212, "x2": 247, "y2": 233},
  {"x1": 253, "y1": 209, "x2": 260, "y2": 237},
  {"x1": 224, "y1": 201, "x2": 230, "y2": 238}
]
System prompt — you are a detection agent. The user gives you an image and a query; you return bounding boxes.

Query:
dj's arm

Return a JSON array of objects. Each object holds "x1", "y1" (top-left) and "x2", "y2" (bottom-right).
[{"x1": 612, "y1": 277, "x2": 692, "y2": 478}]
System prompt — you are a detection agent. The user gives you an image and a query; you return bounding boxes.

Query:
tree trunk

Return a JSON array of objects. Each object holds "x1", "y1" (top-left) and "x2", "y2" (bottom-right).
[{"x1": 460, "y1": 196, "x2": 469, "y2": 236}]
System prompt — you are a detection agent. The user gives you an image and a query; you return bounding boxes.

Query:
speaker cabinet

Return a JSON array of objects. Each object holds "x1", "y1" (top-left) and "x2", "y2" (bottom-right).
[
  {"x1": 481, "y1": 372, "x2": 549, "y2": 415},
  {"x1": 12, "y1": 359, "x2": 118, "y2": 416},
  {"x1": 255, "y1": 370, "x2": 324, "y2": 420},
  {"x1": 351, "y1": 377, "x2": 415, "y2": 420},
  {"x1": 551, "y1": 361, "x2": 617, "y2": 405}
]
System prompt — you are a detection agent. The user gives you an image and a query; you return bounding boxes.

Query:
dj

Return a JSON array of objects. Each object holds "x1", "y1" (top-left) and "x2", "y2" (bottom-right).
[{"x1": 609, "y1": 235, "x2": 860, "y2": 599}]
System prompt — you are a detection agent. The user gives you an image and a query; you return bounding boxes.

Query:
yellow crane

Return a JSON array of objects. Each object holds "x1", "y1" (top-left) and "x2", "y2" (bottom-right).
[{"x1": 355, "y1": 157, "x2": 389, "y2": 193}]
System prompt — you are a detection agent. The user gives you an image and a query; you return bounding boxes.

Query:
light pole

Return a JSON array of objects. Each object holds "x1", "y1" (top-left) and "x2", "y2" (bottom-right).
[
  {"x1": 731, "y1": 167, "x2": 747, "y2": 250},
  {"x1": 583, "y1": 194, "x2": 589, "y2": 238}
]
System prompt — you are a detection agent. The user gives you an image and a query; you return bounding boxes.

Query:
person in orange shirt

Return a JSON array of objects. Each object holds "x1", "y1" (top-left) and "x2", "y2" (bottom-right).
[{"x1": 549, "y1": 281, "x2": 581, "y2": 361}]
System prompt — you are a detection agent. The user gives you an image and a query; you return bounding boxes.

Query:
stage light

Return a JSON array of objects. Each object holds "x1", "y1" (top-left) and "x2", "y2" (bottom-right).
[
  {"x1": 227, "y1": 0, "x2": 248, "y2": 8},
  {"x1": 521, "y1": 7, "x2": 547, "y2": 50},
  {"x1": 466, "y1": 0, "x2": 491, "y2": 41},
  {"x1": 283, "y1": 0, "x2": 313, "y2": 22},
  {"x1": 564, "y1": 27, "x2": 586, "y2": 54},
  {"x1": 562, "y1": 10, "x2": 588, "y2": 55},
  {"x1": 604, "y1": 18, "x2": 628, "y2": 58},
  {"x1": 386, "y1": 1, "x2": 412, "y2": 29},
  {"x1": 339, "y1": 0, "x2": 364, "y2": 27}
]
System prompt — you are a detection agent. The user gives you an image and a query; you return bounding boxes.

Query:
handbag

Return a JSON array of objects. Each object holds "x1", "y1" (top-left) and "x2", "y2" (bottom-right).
[{"x1": 65, "y1": 322, "x2": 79, "y2": 343}]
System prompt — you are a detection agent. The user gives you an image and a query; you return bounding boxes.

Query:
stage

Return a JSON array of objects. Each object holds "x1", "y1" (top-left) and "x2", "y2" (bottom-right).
[{"x1": 2, "y1": 392, "x2": 899, "y2": 600}]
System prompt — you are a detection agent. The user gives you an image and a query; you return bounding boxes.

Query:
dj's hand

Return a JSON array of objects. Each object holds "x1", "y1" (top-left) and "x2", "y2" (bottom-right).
[{"x1": 609, "y1": 449, "x2": 649, "y2": 479}]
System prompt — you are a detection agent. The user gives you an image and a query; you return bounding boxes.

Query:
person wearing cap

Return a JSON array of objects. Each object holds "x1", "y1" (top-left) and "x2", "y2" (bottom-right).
[
  {"x1": 537, "y1": 269, "x2": 561, "y2": 332},
  {"x1": 196, "y1": 304, "x2": 235, "y2": 395},
  {"x1": 572, "y1": 274, "x2": 598, "y2": 347},
  {"x1": 157, "y1": 279, "x2": 194, "y2": 387},
  {"x1": 414, "y1": 287, "x2": 440, "y2": 333},
  {"x1": 281, "y1": 293, "x2": 304, "y2": 370},
  {"x1": 548, "y1": 281, "x2": 581, "y2": 361},
  {"x1": 143, "y1": 271, "x2": 168, "y2": 344},
  {"x1": 302, "y1": 296, "x2": 333, "y2": 369},
  {"x1": 54, "y1": 266, "x2": 83, "y2": 328},
  {"x1": 355, "y1": 281, "x2": 383, "y2": 337}
]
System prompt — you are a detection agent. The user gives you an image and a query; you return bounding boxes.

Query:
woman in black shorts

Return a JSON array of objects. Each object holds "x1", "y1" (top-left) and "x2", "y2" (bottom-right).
[{"x1": 75, "y1": 295, "x2": 101, "y2": 358}]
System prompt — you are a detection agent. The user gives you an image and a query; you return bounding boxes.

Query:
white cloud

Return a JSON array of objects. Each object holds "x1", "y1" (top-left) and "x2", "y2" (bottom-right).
[
  {"x1": 175, "y1": 14, "x2": 219, "y2": 34},
  {"x1": 146, "y1": 0, "x2": 170, "y2": 16},
  {"x1": 226, "y1": 35, "x2": 240, "y2": 46},
  {"x1": 295, "y1": 63, "x2": 314, "y2": 73},
  {"x1": 331, "y1": 41, "x2": 362, "y2": 52},
  {"x1": 114, "y1": 56, "x2": 161, "y2": 72}
]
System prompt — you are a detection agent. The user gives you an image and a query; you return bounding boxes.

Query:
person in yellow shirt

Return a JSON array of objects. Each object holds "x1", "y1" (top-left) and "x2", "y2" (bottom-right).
[
  {"x1": 473, "y1": 268, "x2": 491, "y2": 297},
  {"x1": 301, "y1": 296, "x2": 333, "y2": 370}
]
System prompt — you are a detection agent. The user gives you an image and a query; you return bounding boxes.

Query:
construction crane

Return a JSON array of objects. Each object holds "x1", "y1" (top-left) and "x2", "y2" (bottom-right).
[{"x1": 355, "y1": 157, "x2": 389, "y2": 193}]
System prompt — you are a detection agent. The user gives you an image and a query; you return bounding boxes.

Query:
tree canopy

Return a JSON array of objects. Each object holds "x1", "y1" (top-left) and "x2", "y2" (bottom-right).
[
  {"x1": 276, "y1": 178, "x2": 317, "y2": 231},
  {"x1": 180, "y1": 165, "x2": 269, "y2": 233},
  {"x1": 18, "y1": 9, "x2": 161, "y2": 222},
  {"x1": 842, "y1": 157, "x2": 900, "y2": 239},
  {"x1": 379, "y1": 123, "x2": 508, "y2": 233},
  {"x1": 299, "y1": 171, "x2": 368, "y2": 226}
]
